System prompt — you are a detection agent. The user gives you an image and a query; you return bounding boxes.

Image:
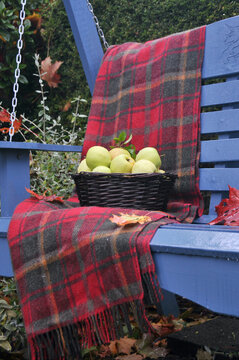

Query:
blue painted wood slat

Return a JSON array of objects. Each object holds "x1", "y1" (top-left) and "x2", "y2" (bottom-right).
[
  {"x1": 199, "y1": 168, "x2": 239, "y2": 191},
  {"x1": 200, "y1": 109, "x2": 239, "y2": 134},
  {"x1": 201, "y1": 80, "x2": 239, "y2": 107},
  {"x1": 202, "y1": 15, "x2": 239, "y2": 79},
  {"x1": 0, "y1": 141, "x2": 83, "y2": 152},
  {"x1": 200, "y1": 138, "x2": 239, "y2": 163}
]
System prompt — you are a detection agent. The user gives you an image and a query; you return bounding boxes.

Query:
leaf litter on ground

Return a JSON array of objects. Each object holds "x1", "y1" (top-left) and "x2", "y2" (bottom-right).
[{"x1": 85, "y1": 299, "x2": 217, "y2": 360}]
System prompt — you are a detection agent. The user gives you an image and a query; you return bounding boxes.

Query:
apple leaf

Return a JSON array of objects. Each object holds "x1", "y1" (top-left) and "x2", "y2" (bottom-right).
[
  {"x1": 109, "y1": 213, "x2": 152, "y2": 226},
  {"x1": 118, "y1": 131, "x2": 127, "y2": 142},
  {"x1": 111, "y1": 131, "x2": 136, "y2": 159},
  {"x1": 209, "y1": 185, "x2": 239, "y2": 226},
  {"x1": 40, "y1": 56, "x2": 63, "y2": 88}
]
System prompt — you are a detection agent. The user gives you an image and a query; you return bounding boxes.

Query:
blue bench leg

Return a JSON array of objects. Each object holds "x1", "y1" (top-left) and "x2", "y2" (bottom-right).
[{"x1": 160, "y1": 289, "x2": 179, "y2": 317}]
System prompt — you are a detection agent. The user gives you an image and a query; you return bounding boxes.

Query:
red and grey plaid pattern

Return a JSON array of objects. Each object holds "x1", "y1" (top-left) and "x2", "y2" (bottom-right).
[
  {"x1": 8, "y1": 27, "x2": 206, "y2": 359},
  {"x1": 83, "y1": 26, "x2": 206, "y2": 221},
  {"x1": 8, "y1": 197, "x2": 177, "y2": 359}
]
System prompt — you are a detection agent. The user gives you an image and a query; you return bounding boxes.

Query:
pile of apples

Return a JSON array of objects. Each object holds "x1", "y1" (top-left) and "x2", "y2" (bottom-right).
[{"x1": 77, "y1": 146, "x2": 165, "y2": 174}]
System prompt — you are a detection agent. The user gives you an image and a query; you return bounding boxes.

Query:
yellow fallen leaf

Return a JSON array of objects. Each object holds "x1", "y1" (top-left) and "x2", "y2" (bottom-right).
[{"x1": 110, "y1": 213, "x2": 152, "y2": 226}]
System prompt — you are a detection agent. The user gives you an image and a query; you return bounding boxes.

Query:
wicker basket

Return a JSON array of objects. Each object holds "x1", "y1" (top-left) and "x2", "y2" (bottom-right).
[{"x1": 72, "y1": 172, "x2": 177, "y2": 211}]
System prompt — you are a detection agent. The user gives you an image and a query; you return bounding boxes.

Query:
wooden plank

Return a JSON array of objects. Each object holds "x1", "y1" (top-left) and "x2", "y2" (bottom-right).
[
  {"x1": 62, "y1": 0, "x2": 104, "y2": 94},
  {"x1": 150, "y1": 227, "x2": 239, "y2": 260},
  {"x1": 152, "y1": 252, "x2": 239, "y2": 317},
  {"x1": 201, "y1": 80, "x2": 239, "y2": 107},
  {"x1": 202, "y1": 15, "x2": 239, "y2": 79},
  {"x1": 200, "y1": 109, "x2": 239, "y2": 134},
  {"x1": 199, "y1": 168, "x2": 239, "y2": 191},
  {"x1": 0, "y1": 149, "x2": 30, "y2": 217},
  {"x1": 200, "y1": 138, "x2": 239, "y2": 162},
  {"x1": 0, "y1": 141, "x2": 82, "y2": 153}
]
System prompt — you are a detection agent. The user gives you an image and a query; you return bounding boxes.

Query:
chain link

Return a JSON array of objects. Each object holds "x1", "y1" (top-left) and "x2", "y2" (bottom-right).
[
  {"x1": 9, "y1": 0, "x2": 26, "y2": 141},
  {"x1": 86, "y1": 0, "x2": 109, "y2": 50}
]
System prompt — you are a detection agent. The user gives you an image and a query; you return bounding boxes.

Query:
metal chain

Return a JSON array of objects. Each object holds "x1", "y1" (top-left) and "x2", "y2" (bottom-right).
[
  {"x1": 9, "y1": 0, "x2": 26, "y2": 141},
  {"x1": 86, "y1": 0, "x2": 110, "y2": 50}
]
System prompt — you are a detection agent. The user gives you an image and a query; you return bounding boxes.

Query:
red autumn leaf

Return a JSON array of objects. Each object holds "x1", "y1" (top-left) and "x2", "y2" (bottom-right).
[
  {"x1": 40, "y1": 56, "x2": 63, "y2": 88},
  {"x1": 0, "y1": 109, "x2": 22, "y2": 133},
  {"x1": 26, "y1": 12, "x2": 42, "y2": 30},
  {"x1": 109, "y1": 213, "x2": 152, "y2": 226},
  {"x1": 209, "y1": 185, "x2": 239, "y2": 226},
  {"x1": 62, "y1": 101, "x2": 71, "y2": 112},
  {"x1": 25, "y1": 188, "x2": 64, "y2": 203},
  {"x1": 0, "y1": 108, "x2": 11, "y2": 123}
]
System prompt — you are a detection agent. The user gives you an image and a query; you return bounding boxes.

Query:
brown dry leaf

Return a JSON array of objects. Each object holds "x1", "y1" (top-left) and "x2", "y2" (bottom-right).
[
  {"x1": 152, "y1": 315, "x2": 177, "y2": 337},
  {"x1": 41, "y1": 56, "x2": 63, "y2": 88},
  {"x1": 116, "y1": 337, "x2": 137, "y2": 355},
  {"x1": 109, "y1": 340, "x2": 118, "y2": 355},
  {"x1": 110, "y1": 213, "x2": 152, "y2": 226},
  {"x1": 98, "y1": 344, "x2": 113, "y2": 358},
  {"x1": 116, "y1": 354, "x2": 143, "y2": 360}
]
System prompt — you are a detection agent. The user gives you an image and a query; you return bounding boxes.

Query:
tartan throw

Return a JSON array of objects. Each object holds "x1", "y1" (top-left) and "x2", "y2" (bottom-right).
[
  {"x1": 8, "y1": 197, "x2": 177, "y2": 359},
  {"x1": 8, "y1": 26, "x2": 206, "y2": 359},
  {"x1": 83, "y1": 26, "x2": 206, "y2": 222}
]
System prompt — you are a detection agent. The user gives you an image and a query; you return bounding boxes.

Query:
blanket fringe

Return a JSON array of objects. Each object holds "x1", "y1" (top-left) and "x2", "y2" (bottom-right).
[{"x1": 28, "y1": 294, "x2": 160, "y2": 359}]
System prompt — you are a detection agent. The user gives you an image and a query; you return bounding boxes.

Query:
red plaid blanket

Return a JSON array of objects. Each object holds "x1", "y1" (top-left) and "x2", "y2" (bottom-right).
[
  {"x1": 83, "y1": 26, "x2": 205, "y2": 221},
  {"x1": 8, "y1": 26, "x2": 205, "y2": 360},
  {"x1": 8, "y1": 198, "x2": 177, "y2": 359}
]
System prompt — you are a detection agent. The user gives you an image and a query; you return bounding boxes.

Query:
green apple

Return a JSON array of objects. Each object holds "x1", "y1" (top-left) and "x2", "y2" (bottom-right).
[
  {"x1": 109, "y1": 147, "x2": 131, "y2": 160},
  {"x1": 77, "y1": 159, "x2": 91, "y2": 173},
  {"x1": 92, "y1": 166, "x2": 111, "y2": 173},
  {"x1": 132, "y1": 159, "x2": 156, "y2": 173},
  {"x1": 86, "y1": 146, "x2": 111, "y2": 170},
  {"x1": 136, "y1": 147, "x2": 161, "y2": 168},
  {"x1": 110, "y1": 154, "x2": 135, "y2": 173}
]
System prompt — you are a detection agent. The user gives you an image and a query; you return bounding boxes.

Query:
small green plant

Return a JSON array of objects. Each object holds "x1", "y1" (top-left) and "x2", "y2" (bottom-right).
[{"x1": 0, "y1": 278, "x2": 26, "y2": 355}]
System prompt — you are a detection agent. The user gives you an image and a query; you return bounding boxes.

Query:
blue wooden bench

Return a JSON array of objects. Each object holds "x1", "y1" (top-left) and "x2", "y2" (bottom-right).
[{"x1": 1, "y1": 0, "x2": 239, "y2": 318}]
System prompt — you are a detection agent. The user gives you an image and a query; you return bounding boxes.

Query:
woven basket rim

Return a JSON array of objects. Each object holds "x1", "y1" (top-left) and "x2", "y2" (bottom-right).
[{"x1": 71, "y1": 171, "x2": 177, "y2": 179}]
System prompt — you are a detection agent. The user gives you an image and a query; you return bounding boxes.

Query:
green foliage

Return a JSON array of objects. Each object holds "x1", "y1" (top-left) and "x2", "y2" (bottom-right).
[
  {"x1": 0, "y1": 0, "x2": 48, "y2": 118},
  {"x1": 0, "y1": 278, "x2": 26, "y2": 355},
  {"x1": 24, "y1": 55, "x2": 87, "y2": 198}
]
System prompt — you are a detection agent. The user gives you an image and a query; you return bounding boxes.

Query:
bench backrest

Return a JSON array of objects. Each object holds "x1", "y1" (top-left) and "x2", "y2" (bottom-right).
[
  {"x1": 62, "y1": 2, "x2": 239, "y2": 222},
  {"x1": 199, "y1": 16, "x2": 239, "y2": 222}
]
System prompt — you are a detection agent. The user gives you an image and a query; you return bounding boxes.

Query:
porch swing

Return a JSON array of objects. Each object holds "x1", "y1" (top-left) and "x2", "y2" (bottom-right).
[{"x1": 1, "y1": 0, "x2": 239, "y2": 321}]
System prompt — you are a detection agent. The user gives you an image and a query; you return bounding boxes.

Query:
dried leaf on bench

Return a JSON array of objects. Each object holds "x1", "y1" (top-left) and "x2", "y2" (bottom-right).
[
  {"x1": 25, "y1": 188, "x2": 64, "y2": 203},
  {"x1": 109, "y1": 213, "x2": 152, "y2": 226},
  {"x1": 209, "y1": 185, "x2": 239, "y2": 226}
]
